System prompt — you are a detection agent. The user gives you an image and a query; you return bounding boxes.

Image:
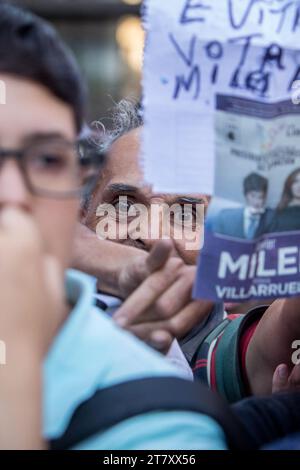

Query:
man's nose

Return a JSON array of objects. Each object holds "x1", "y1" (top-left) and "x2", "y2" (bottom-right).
[{"x1": 0, "y1": 160, "x2": 31, "y2": 210}]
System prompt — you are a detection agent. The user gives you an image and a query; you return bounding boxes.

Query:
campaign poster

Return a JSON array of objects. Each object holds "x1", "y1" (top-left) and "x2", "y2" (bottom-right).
[{"x1": 195, "y1": 95, "x2": 300, "y2": 301}]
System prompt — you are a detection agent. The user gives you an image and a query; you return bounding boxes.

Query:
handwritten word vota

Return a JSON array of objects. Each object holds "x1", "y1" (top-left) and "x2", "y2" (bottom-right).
[
  {"x1": 169, "y1": 32, "x2": 300, "y2": 100},
  {"x1": 180, "y1": 0, "x2": 300, "y2": 35}
]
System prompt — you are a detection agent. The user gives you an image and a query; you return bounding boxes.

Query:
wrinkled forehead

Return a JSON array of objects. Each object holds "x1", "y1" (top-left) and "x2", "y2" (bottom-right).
[{"x1": 107, "y1": 127, "x2": 143, "y2": 186}]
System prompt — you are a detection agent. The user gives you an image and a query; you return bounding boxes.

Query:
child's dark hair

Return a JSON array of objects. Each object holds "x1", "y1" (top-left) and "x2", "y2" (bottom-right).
[{"x1": 0, "y1": 2, "x2": 86, "y2": 132}]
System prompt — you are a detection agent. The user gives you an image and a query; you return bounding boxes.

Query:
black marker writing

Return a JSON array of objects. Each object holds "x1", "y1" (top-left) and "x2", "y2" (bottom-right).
[
  {"x1": 173, "y1": 67, "x2": 201, "y2": 100},
  {"x1": 180, "y1": 0, "x2": 212, "y2": 24},
  {"x1": 205, "y1": 41, "x2": 224, "y2": 84},
  {"x1": 169, "y1": 33, "x2": 201, "y2": 100},
  {"x1": 228, "y1": 0, "x2": 300, "y2": 34}
]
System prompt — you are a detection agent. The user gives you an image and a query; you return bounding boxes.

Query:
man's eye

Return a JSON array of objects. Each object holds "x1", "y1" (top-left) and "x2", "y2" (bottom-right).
[
  {"x1": 181, "y1": 212, "x2": 193, "y2": 222},
  {"x1": 174, "y1": 207, "x2": 196, "y2": 224},
  {"x1": 113, "y1": 198, "x2": 134, "y2": 213}
]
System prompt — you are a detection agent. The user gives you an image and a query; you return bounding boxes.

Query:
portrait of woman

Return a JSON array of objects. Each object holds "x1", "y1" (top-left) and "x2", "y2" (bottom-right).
[{"x1": 267, "y1": 168, "x2": 300, "y2": 232}]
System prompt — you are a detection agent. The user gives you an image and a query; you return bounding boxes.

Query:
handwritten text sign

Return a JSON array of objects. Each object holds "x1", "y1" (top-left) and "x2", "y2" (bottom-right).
[{"x1": 143, "y1": 0, "x2": 300, "y2": 194}]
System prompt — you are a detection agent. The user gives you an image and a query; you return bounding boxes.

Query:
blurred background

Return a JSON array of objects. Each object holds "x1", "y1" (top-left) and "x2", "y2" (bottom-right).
[{"x1": 13, "y1": 0, "x2": 144, "y2": 124}]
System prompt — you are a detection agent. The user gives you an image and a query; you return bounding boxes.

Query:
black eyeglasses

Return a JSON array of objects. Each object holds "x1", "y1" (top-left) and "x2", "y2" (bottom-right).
[{"x1": 0, "y1": 137, "x2": 105, "y2": 198}]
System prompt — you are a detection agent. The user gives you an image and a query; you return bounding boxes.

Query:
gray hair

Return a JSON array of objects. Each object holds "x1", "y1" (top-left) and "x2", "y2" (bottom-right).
[
  {"x1": 91, "y1": 98, "x2": 143, "y2": 153},
  {"x1": 81, "y1": 99, "x2": 143, "y2": 212}
]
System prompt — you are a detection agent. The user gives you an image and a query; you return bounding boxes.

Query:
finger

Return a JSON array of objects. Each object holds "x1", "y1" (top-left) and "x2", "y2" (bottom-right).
[
  {"x1": 129, "y1": 268, "x2": 195, "y2": 324},
  {"x1": 167, "y1": 300, "x2": 213, "y2": 339},
  {"x1": 114, "y1": 257, "x2": 183, "y2": 326},
  {"x1": 148, "y1": 329, "x2": 173, "y2": 354},
  {"x1": 146, "y1": 240, "x2": 174, "y2": 273},
  {"x1": 120, "y1": 240, "x2": 174, "y2": 294},
  {"x1": 126, "y1": 323, "x2": 173, "y2": 353},
  {"x1": 272, "y1": 364, "x2": 289, "y2": 393}
]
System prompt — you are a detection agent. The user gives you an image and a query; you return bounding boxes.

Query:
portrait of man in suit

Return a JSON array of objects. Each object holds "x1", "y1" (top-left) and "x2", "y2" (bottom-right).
[{"x1": 213, "y1": 173, "x2": 273, "y2": 240}]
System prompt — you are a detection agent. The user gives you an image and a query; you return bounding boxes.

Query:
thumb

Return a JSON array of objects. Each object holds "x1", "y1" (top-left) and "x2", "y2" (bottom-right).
[
  {"x1": 119, "y1": 240, "x2": 173, "y2": 296},
  {"x1": 272, "y1": 363, "x2": 289, "y2": 393},
  {"x1": 148, "y1": 329, "x2": 174, "y2": 354},
  {"x1": 146, "y1": 240, "x2": 174, "y2": 273}
]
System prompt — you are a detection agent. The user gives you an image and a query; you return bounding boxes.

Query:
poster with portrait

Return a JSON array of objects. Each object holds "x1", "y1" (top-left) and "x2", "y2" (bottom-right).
[{"x1": 195, "y1": 94, "x2": 300, "y2": 302}]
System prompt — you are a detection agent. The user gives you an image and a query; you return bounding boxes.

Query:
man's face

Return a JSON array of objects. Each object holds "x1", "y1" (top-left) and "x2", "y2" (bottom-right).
[
  {"x1": 0, "y1": 74, "x2": 79, "y2": 270},
  {"x1": 245, "y1": 190, "x2": 266, "y2": 211},
  {"x1": 85, "y1": 127, "x2": 208, "y2": 265}
]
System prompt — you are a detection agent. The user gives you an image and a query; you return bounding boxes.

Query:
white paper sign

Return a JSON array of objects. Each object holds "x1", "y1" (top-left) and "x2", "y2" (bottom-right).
[{"x1": 143, "y1": 0, "x2": 300, "y2": 195}]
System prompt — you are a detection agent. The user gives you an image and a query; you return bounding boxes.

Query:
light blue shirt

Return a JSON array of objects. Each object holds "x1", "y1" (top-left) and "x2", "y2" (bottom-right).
[{"x1": 43, "y1": 269, "x2": 227, "y2": 450}]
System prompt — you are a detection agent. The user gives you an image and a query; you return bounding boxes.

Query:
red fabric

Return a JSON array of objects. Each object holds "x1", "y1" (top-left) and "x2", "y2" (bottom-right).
[
  {"x1": 192, "y1": 312, "x2": 259, "y2": 393},
  {"x1": 239, "y1": 319, "x2": 260, "y2": 394},
  {"x1": 193, "y1": 359, "x2": 207, "y2": 371},
  {"x1": 226, "y1": 314, "x2": 242, "y2": 321}
]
